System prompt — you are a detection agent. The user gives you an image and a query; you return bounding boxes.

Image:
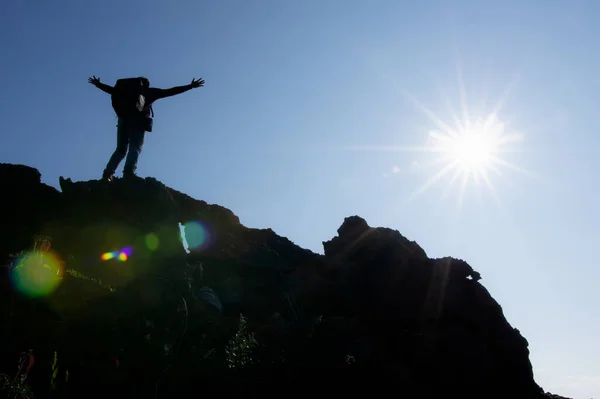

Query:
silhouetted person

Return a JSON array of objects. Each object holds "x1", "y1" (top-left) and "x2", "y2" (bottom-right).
[{"x1": 88, "y1": 75, "x2": 204, "y2": 181}]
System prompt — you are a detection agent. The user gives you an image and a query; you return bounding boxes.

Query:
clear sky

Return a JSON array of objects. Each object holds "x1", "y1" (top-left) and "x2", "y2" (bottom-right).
[{"x1": 1, "y1": 1, "x2": 599, "y2": 397}]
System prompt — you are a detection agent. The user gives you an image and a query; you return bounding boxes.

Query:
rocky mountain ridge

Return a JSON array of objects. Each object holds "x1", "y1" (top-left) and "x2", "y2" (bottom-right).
[{"x1": 0, "y1": 163, "x2": 570, "y2": 398}]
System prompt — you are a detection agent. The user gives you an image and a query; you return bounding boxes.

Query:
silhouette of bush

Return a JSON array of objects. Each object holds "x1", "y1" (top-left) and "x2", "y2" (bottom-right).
[{"x1": 224, "y1": 314, "x2": 257, "y2": 368}]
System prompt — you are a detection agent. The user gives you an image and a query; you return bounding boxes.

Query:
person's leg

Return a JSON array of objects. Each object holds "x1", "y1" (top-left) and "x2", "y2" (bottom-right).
[
  {"x1": 103, "y1": 119, "x2": 129, "y2": 180},
  {"x1": 123, "y1": 124, "x2": 146, "y2": 178}
]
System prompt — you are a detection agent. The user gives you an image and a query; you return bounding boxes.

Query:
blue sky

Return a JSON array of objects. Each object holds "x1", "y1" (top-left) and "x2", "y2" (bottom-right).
[{"x1": 1, "y1": 1, "x2": 599, "y2": 397}]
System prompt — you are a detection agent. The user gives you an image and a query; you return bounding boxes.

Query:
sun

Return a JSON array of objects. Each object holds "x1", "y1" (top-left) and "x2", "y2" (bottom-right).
[
  {"x1": 430, "y1": 116, "x2": 503, "y2": 174},
  {"x1": 410, "y1": 111, "x2": 527, "y2": 206},
  {"x1": 344, "y1": 73, "x2": 533, "y2": 208},
  {"x1": 451, "y1": 130, "x2": 494, "y2": 170}
]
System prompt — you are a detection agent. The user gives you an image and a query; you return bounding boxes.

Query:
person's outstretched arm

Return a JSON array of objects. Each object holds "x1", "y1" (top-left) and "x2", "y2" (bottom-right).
[
  {"x1": 151, "y1": 78, "x2": 204, "y2": 100},
  {"x1": 88, "y1": 76, "x2": 114, "y2": 94}
]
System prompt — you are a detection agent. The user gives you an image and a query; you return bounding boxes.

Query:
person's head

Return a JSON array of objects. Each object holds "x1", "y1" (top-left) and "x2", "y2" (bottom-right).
[{"x1": 139, "y1": 77, "x2": 150, "y2": 88}]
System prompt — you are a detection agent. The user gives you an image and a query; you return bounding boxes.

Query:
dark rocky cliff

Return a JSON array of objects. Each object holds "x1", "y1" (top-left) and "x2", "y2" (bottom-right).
[{"x1": 0, "y1": 163, "x2": 569, "y2": 398}]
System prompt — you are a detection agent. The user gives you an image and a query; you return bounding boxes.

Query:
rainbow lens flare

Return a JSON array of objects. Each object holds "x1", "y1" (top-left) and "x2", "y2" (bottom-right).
[
  {"x1": 182, "y1": 221, "x2": 213, "y2": 251},
  {"x1": 101, "y1": 247, "x2": 133, "y2": 262},
  {"x1": 10, "y1": 251, "x2": 64, "y2": 297}
]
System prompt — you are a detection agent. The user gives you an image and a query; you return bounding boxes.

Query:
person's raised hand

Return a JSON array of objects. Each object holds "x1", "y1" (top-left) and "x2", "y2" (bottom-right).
[
  {"x1": 88, "y1": 76, "x2": 101, "y2": 86},
  {"x1": 191, "y1": 77, "x2": 205, "y2": 88}
]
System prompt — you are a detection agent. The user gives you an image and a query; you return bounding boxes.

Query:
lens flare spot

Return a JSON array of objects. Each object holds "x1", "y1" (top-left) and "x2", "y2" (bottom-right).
[
  {"x1": 121, "y1": 247, "x2": 133, "y2": 257},
  {"x1": 10, "y1": 251, "x2": 63, "y2": 297},
  {"x1": 183, "y1": 221, "x2": 213, "y2": 251},
  {"x1": 101, "y1": 247, "x2": 133, "y2": 262},
  {"x1": 145, "y1": 233, "x2": 160, "y2": 251}
]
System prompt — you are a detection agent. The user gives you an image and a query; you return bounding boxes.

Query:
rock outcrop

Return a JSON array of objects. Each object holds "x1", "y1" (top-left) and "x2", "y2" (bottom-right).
[{"x1": 0, "y1": 163, "x2": 568, "y2": 398}]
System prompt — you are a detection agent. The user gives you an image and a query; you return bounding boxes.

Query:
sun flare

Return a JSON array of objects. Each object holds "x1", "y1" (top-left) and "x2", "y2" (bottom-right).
[
  {"x1": 345, "y1": 73, "x2": 534, "y2": 209},
  {"x1": 451, "y1": 131, "x2": 493, "y2": 169},
  {"x1": 429, "y1": 115, "x2": 504, "y2": 174},
  {"x1": 408, "y1": 110, "x2": 527, "y2": 206}
]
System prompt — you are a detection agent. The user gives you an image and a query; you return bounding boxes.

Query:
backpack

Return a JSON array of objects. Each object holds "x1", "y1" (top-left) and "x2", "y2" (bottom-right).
[{"x1": 111, "y1": 77, "x2": 154, "y2": 131}]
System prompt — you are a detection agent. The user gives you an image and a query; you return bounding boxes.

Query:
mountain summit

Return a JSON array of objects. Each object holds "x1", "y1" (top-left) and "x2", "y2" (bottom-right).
[{"x1": 0, "y1": 163, "x2": 569, "y2": 398}]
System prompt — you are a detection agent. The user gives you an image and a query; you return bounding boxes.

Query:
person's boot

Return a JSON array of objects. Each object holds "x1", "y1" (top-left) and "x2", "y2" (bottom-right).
[{"x1": 102, "y1": 170, "x2": 114, "y2": 182}]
